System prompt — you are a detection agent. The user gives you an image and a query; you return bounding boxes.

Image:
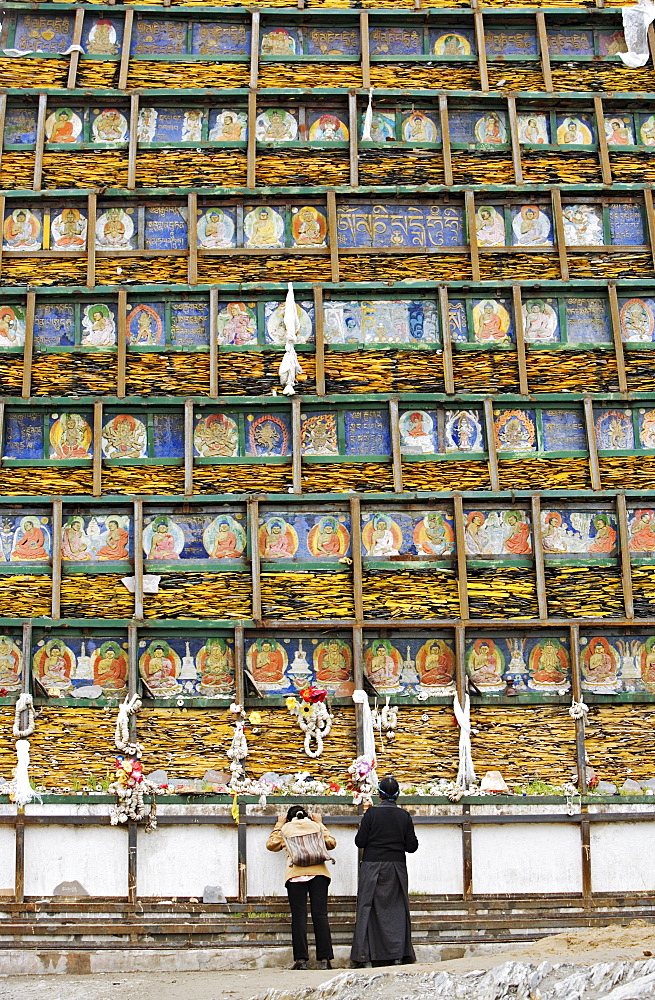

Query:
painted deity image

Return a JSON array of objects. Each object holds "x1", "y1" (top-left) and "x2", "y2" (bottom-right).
[{"x1": 49, "y1": 413, "x2": 92, "y2": 459}]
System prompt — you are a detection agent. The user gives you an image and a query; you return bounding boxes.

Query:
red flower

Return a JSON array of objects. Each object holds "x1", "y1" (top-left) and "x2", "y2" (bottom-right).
[{"x1": 299, "y1": 685, "x2": 327, "y2": 704}]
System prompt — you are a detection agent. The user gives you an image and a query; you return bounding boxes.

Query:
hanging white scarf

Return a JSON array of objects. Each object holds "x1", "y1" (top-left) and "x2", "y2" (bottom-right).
[
  {"x1": 453, "y1": 692, "x2": 476, "y2": 790},
  {"x1": 620, "y1": 0, "x2": 655, "y2": 67},
  {"x1": 362, "y1": 88, "x2": 374, "y2": 141},
  {"x1": 279, "y1": 281, "x2": 303, "y2": 396}
]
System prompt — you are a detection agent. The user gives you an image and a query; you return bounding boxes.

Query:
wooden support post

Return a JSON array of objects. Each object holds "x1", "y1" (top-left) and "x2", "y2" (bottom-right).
[
  {"x1": 14, "y1": 815, "x2": 24, "y2": 904},
  {"x1": 569, "y1": 624, "x2": 588, "y2": 795},
  {"x1": 291, "y1": 396, "x2": 302, "y2": 495},
  {"x1": 234, "y1": 623, "x2": 245, "y2": 707},
  {"x1": 453, "y1": 494, "x2": 469, "y2": 620},
  {"x1": 465, "y1": 191, "x2": 480, "y2": 282},
  {"x1": 249, "y1": 12, "x2": 260, "y2": 90},
  {"x1": 128, "y1": 822, "x2": 138, "y2": 904},
  {"x1": 184, "y1": 399, "x2": 194, "y2": 497},
  {"x1": 249, "y1": 499, "x2": 262, "y2": 623},
  {"x1": 551, "y1": 188, "x2": 569, "y2": 281},
  {"x1": 607, "y1": 282, "x2": 628, "y2": 394},
  {"x1": 127, "y1": 93, "x2": 139, "y2": 191},
  {"x1": 187, "y1": 192, "x2": 198, "y2": 286},
  {"x1": 593, "y1": 96, "x2": 612, "y2": 186},
  {"x1": 462, "y1": 803, "x2": 473, "y2": 900},
  {"x1": 483, "y1": 398, "x2": 499, "y2": 491},
  {"x1": 583, "y1": 396, "x2": 601, "y2": 492},
  {"x1": 209, "y1": 287, "x2": 219, "y2": 398},
  {"x1": 535, "y1": 11, "x2": 553, "y2": 92},
  {"x1": 92, "y1": 400, "x2": 103, "y2": 498},
  {"x1": 20, "y1": 619, "x2": 32, "y2": 734},
  {"x1": 353, "y1": 624, "x2": 364, "y2": 754},
  {"x1": 51, "y1": 498, "x2": 62, "y2": 620},
  {"x1": 66, "y1": 7, "x2": 85, "y2": 90},
  {"x1": 360, "y1": 12, "x2": 371, "y2": 90},
  {"x1": 473, "y1": 9, "x2": 489, "y2": 92},
  {"x1": 133, "y1": 499, "x2": 143, "y2": 619},
  {"x1": 580, "y1": 816, "x2": 592, "y2": 898},
  {"x1": 0, "y1": 94, "x2": 7, "y2": 180},
  {"x1": 350, "y1": 496, "x2": 364, "y2": 624},
  {"x1": 649, "y1": 23, "x2": 655, "y2": 66},
  {"x1": 117, "y1": 288, "x2": 127, "y2": 398},
  {"x1": 118, "y1": 8, "x2": 134, "y2": 92},
  {"x1": 531, "y1": 494, "x2": 548, "y2": 621},
  {"x1": 439, "y1": 286, "x2": 454, "y2": 395},
  {"x1": 0, "y1": 195, "x2": 4, "y2": 278},
  {"x1": 313, "y1": 284, "x2": 325, "y2": 396},
  {"x1": 348, "y1": 91, "x2": 359, "y2": 187},
  {"x1": 326, "y1": 189, "x2": 340, "y2": 283},
  {"x1": 247, "y1": 89, "x2": 257, "y2": 189},
  {"x1": 507, "y1": 96, "x2": 523, "y2": 186},
  {"x1": 86, "y1": 191, "x2": 96, "y2": 290},
  {"x1": 128, "y1": 622, "x2": 138, "y2": 708},
  {"x1": 616, "y1": 493, "x2": 634, "y2": 620},
  {"x1": 454, "y1": 623, "x2": 466, "y2": 704},
  {"x1": 512, "y1": 283, "x2": 529, "y2": 395},
  {"x1": 643, "y1": 187, "x2": 655, "y2": 271},
  {"x1": 33, "y1": 94, "x2": 47, "y2": 192},
  {"x1": 438, "y1": 95, "x2": 453, "y2": 188},
  {"x1": 388, "y1": 399, "x2": 403, "y2": 494},
  {"x1": 21, "y1": 292, "x2": 35, "y2": 400},
  {"x1": 238, "y1": 802, "x2": 247, "y2": 903}
]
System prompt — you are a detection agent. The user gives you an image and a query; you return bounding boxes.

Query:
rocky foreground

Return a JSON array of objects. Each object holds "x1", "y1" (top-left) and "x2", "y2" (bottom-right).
[{"x1": 253, "y1": 958, "x2": 655, "y2": 1000}]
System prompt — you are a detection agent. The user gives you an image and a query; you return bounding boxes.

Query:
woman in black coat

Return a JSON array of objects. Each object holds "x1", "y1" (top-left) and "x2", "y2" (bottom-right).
[{"x1": 350, "y1": 775, "x2": 419, "y2": 967}]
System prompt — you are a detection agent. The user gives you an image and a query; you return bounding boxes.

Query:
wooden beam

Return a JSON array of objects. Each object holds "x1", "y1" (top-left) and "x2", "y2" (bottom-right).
[
  {"x1": 118, "y1": 8, "x2": 134, "y2": 91},
  {"x1": 453, "y1": 494, "x2": 469, "y2": 620},
  {"x1": 439, "y1": 286, "x2": 454, "y2": 395},
  {"x1": 583, "y1": 396, "x2": 601, "y2": 491},
  {"x1": 535, "y1": 11, "x2": 553, "y2": 92},
  {"x1": 247, "y1": 89, "x2": 257, "y2": 189},
  {"x1": 507, "y1": 96, "x2": 523, "y2": 186},
  {"x1": 86, "y1": 191, "x2": 96, "y2": 290},
  {"x1": 0, "y1": 195, "x2": 4, "y2": 278},
  {"x1": 649, "y1": 23, "x2": 655, "y2": 66},
  {"x1": 438, "y1": 95, "x2": 453, "y2": 187},
  {"x1": 127, "y1": 93, "x2": 139, "y2": 191},
  {"x1": 350, "y1": 496, "x2": 364, "y2": 624},
  {"x1": 483, "y1": 397, "x2": 499, "y2": 491},
  {"x1": 128, "y1": 822, "x2": 138, "y2": 904},
  {"x1": 0, "y1": 94, "x2": 7, "y2": 181},
  {"x1": 92, "y1": 400, "x2": 102, "y2": 498},
  {"x1": 291, "y1": 396, "x2": 302, "y2": 495},
  {"x1": 348, "y1": 90, "x2": 359, "y2": 188},
  {"x1": 51, "y1": 498, "x2": 62, "y2": 621},
  {"x1": 32, "y1": 94, "x2": 47, "y2": 192},
  {"x1": 607, "y1": 281, "x2": 628, "y2": 394},
  {"x1": 569, "y1": 623, "x2": 588, "y2": 795},
  {"x1": 20, "y1": 619, "x2": 32, "y2": 734},
  {"x1": 209, "y1": 287, "x2": 219, "y2": 398},
  {"x1": 473, "y1": 9, "x2": 489, "y2": 92},
  {"x1": 133, "y1": 499, "x2": 143, "y2": 620},
  {"x1": 454, "y1": 623, "x2": 466, "y2": 704},
  {"x1": 360, "y1": 11, "x2": 371, "y2": 90},
  {"x1": 234, "y1": 623, "x2": 245, "y2": 707},
  {"x1": 551, "y1": 187, "x2": 569, "y2": 282},
  {"x1": 66, "y1": 7, "x2": 85, "y2": 90},
  {"x1": 512, "y1": 283, "x2": 529, "y2": 395},
  {"x1": 14, "y1": 815, "x2": 24, "y2": 904},
  {"x1": 616, "y1": 493, "x2": 634, "y2": 620},
  {"x1": 249, "y1": 499, "x2": 262, "y2": 623},
  {"x1": 187, "y1": 192, "x2": 198, "y2": 286},
  {"x1": 21, "y1": 292, "x2": 35, "y2": 400},
  {"x1": 326, "y1": 189, "x2": 340, "y2": 283},
  {"x1": 593, "y1": 96, "x2": 612, "y2": 186},
  {"x1": 643, "y1": 187, "x2": 655, "y2": 271},
  {"x1": 388, "y1": 398, "x2": 403, "y2": 494},
  {"x1": 184, "y1": 399, "x2": 193, "y2": 497},
  {"x1": 353, "y1": 624, "x2": 364, "y2": 755},
  {"x1": 531, "y1": 494, "x2": 548, "y2": 621},
  {"x1": 465, "y1": 190, "x2": 480, "y2": 282},
  {"x1": 117, "y1": 288, "x2": 127, "y2": 398},
  {"x1": 313, "y1": 284, "x2": 325, "y2": 396},
  {"x1": 249, "y1": 11, "x2": 260, "y2": 90}
]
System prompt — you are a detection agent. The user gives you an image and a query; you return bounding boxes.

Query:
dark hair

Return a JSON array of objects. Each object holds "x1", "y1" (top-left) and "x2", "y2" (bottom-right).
[
  {"x1": 378, "y1": 776, "x2": 400, "y2": 800},
  {"x1": 286, "y1": 805, "x2": 308, "y2": 823}
]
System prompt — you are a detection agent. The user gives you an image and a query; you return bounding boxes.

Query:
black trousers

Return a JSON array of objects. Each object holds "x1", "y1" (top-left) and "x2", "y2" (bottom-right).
[{"x1": 285, "y1": 875, "x2": 333, "y2": 961}]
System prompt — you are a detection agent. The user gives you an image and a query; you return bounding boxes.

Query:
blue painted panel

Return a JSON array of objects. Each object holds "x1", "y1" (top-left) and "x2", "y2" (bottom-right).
[
  {"x1": 130, "y1": 19, "x2": 187, "y2": 55},
  {"x1": 34, "y1": 303, "x2": 75, "y2": 348},
  {"x1": 429, "y1": 29, "x2": 476, "y2": 56},
  {"x1": 541, "y1": 410, "x2": 587, "y2": 452},
  {"x1": 260, "y1": 27, "x2": 300, "y2": 56},
  {"x1": 15, "y1": 13, "x2": 73, "y2": 52},
  {"x1": 4, "y1": 411, "x2": 43, "y2": 459},
  {"x1": 467, "y1": 635, "x2": 570, "y2": 694},
  {"x1": 546, "y1": 29, "x2": 593, "y2": 55},
  {"x1": 247, "y1": 635, "x2": 353, "y2": 697},
  {"x1": 365, "y1": 636, "x2": 455, "y2": 695},
  {"x1": 244, "y1": 412, "x2": 292, "y2": 456},
  {"x1": 144, "y1": 512, "x2": 246, "y2": 561},
  {"x1": 336, "y1": 203, "x2": 465, "y2": 248},
  {"x1": 170, "y1": 301, "x2": 209, "y2": 346},
  {"x1": 144, "y1": 108, "x2": 187, "y2": 142},
  {"x1": 126, "y1": 302, "x2": 166, "y2": 346},
  {"x1": 369, "y1": 26, "x2": 423, "y2": 55},
  {"x1": 448, "y1": 299, "x2": 469, "y2": 342},
  {"x1": 485, "y1": 28, "x2": 537, "y2": 56},
  {"x1": 556, "y1": 116, "x2": 595, "y2": 144},
  {"x1": 565, "y1": 297, "x2": 612, "y2": 345},
  {"x1": 594, "y1": 408, "x2": 634, "y2": 450},
  {"x1": 34, "y1": 634, "x2": 128, "y2": 695},
  {"x1": 306, "y1": 26, "x2": 360, "y2": 55},
  {"x1": 344, "y1": 409, "x2": 391, "y2": 455},
  {"x1": 152, "y1": 412, "x2": 184, "y2": 458},
  {"x1": 323, "y1": 300, "x2": 438, "y2": 344},
  {"x1": 609, "y1": 203, "x2": 645, "y2": 245},
  {"x1": 139, "y1": 634, "x2": 235, "y2": 698},
  {"x1": 4, "y1": 108, "x2": 38, "y2": 145},
  {"x1": 4, "y1": 514, "x2": 50, "y2": 563},
  {"x1": 144, "y1": 207, "x2": 188, "y2": 250},
  {"x1": 258, "y1": 510, "x2": 352, "y2": 561},
  {"x1": 362, "y1": 509, "x2": 455, "y2": 559},
  {"x1": 523, "y1": 298, "x2": 560, "y2": 344},
  {"x1": 81, "y1": 17, "x2": 123, "y2": 55},
  {"x1": 191, "y1": 23, "x2": 250, "y2": 55},
  {"x1": 61, "y1": 513, "x2": 132, "y2": 562},
  {"x1": 597, "y1": 30, "x2": 628, "y2": 57}
]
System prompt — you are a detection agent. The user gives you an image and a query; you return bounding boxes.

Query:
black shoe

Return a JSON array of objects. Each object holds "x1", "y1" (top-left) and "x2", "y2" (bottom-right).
[
  {"x1": 292, "y1": 960, "x2": 308, "y2": 970},
  {"x1": 392, "y1": 959, "x2": 402, "y2": 965},
  {"x1": 320, "y1": 960, "x2": 332, "y2": 970}
]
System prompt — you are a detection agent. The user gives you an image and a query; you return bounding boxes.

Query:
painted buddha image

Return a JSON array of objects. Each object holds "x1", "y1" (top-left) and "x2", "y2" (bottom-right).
[
  {"x1": 209, "y1": 111, "x2": 247, "y2": 141},
  {"x1": 307, "y1": 515, "x2": 349, "y2": 557},
  {"x1": 417, "y1": 640, "x2": 455, "y2": 689},
  {"x1": 244, "y1": 206, "x2": 285, "y2": 249},
  {"x1": 96, "y1": 208, "x2": 134, "y2": 250},
  {"x1": 198, "y1": 209, "x2": 234, "y2": 249},
  {"x1": 256, "y1": 109, "x2": 297, "y2": 142},
  {"x1": 475, "y1": 206, "x2": 505, "y2": 247},
  {"x1": 45, "y1": 109, "x2": 82, "y2": 144},
  {"x1": 582, "y1": 638, "x2": 618, "y2": 691},
  {"x1": 467, "y1": 639, "x2": 504, "y2": 690},
  {"x1": 523, "y1": 299, "x2": 557, "y2": 343},
  {"x1": 364, "y1": 513, "x2": 402, "y2": 557},
  {"x1": 139, "y1": 641, "x2": 180, "y2": 696},
  {"x1": 399, "y1": 410, "x2": 435, "y2": 454},
  {"x1": 402, "y1": 112, "x2": 436, "y2": 142},
  {"x1": 4, "y1": 210, "x2": 41, "y2": 250},
  {"x1": 203, "y1": 515, "x2": 246, "y2": 560},
  {"x1": 314, "y1": 638, "x2": 352, "y2": 692},
  {"x1": 292, "y1": 206, "x2": 326, "y2": 247},
  {"x1": 146, "y1": 517, "x2": 183, "y2": 560},
  {"x1": 61, "y1": 516, "x2": 91, "y2": 561},
  {"x1": 364, "y1": 640, "x2": 402, "y2": 694},
  {"x1": 0, "y1": 636, "x2": 21, "y2": 692},
  {"x1": 51, "y1": 209, "x2": 86, "y2": 250},
  {"x1": 247, "y1": 638, "x2": 287, "y2": 688},
  {"x1": 475, "y1": 112, "x2": 506, "y2": 144},
  {"x1": 473, "y1": 300, "x2": 510, "y2": 343},
  {"x1": 557, "y1": 117, "x2": 593, "y2": 145},
  {"x1": 33, "y1": 639, "x2": 74, "y2": 694},
  {"x1": 92, "y1": 641, "x2": 128, "y2": 691},
  {"x1": 512, "y1": 205, "x2": 552, "y2": 247},
  {"x1": 517, "y1": 114, "x2": 548, "y2": 144},
  {"x1": 11, "y1": 517, "x2": 49, "y2": 562},
  {"x1": 86, "y1": 18, "x2": 119, "y2": 54},
  {"x1": 529, "y1": 639, "x2": 569, "y2": 689},
  {"x1": 197, "y1": 638, "x2": 234, "y2": 696},
  {"x1": 258, "y1": 517, "x2": 298, "y2": 558},
  {"x1": 82, "y1": 304, "x2": 116, "y2": 346}
]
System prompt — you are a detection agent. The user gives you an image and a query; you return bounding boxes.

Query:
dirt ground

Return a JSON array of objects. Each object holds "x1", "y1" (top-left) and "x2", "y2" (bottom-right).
[{"x1": 1, "y1": 924, "x2": 655, "y2": 1000}]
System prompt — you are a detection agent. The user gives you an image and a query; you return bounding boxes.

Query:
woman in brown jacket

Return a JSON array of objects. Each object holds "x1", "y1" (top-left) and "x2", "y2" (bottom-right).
[{"x1": 266, "y1": 804, "x2": 337, "y2": 970}]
